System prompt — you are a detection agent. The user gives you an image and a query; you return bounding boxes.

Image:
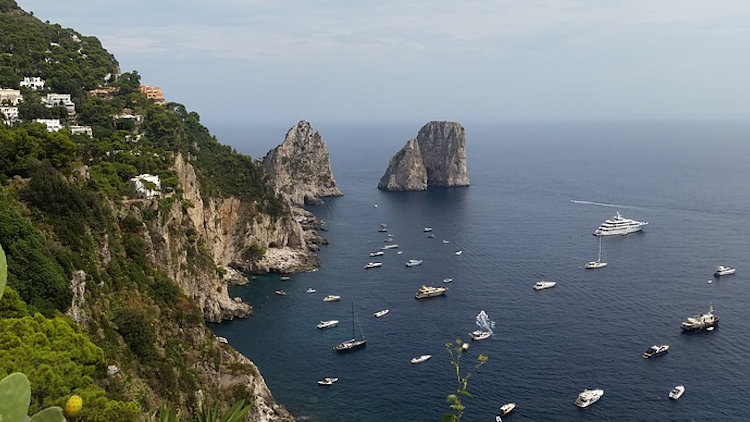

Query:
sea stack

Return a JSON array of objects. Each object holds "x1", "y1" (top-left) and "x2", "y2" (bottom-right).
[
  {"x1": 263, "y1": 121, "x2": 343, "y2": 205},
  {"x1": 378, "y1": 121, "x2": 469, "y2": 191}
]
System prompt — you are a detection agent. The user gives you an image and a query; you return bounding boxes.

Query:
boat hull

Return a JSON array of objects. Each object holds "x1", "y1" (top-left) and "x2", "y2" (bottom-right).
[{"x1": 334, "y1": 339, "x2": 367, "y2": 353}]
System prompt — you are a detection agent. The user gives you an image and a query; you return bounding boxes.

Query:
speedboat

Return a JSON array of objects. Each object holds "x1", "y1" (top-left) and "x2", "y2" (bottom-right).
[
  {"x1": 369, "y1": 251, "x2": 384, "y2": 257},
  {"x1": 415, "y1": 285, "x2": 447, "y2": 299},
  {"x1": 423, "y1": 227, "x2": 433, "y2": 232},
  {"x1": 714, "y1": 265, "x2": 736, "y2": 276},
  {"x1": 323, "y1": 295, "x2": 341, "y2": 302},
  {"x1": 443, "y1": 277, "x2": 453, "y2": 283},
  {"x1": 410, "y1": 354, "x2": 432, "y2": 364},
  {"x1": 455, "y1": 250, "x2": 463, "y2": 256},
  {"x1": 575, "y1": 388, "x2": 604, "y2": 408},
  {"x1": 642, "y1": 344, "x2": 670, "y2": 359},
  {"x1": 305, "y1": 288, "x2": 316, "y2": 293},
  {"x1": 681, "y1": 305, "x2": 719, "y2": 331},
  {"x1": 381, "y1": 244, "x2": 399, "y2": 250},
  {"x1": 471, "y1": 330, "x2": 492, "y2": 341},
  {"x1": 442, "y1": 240, "x2": 450, "y2": 244},
  {"x1": 406, "y1": 259, "x2": 423, "y2": 267},
  {"x1": 364, "y1": 262, "x2": 383, "y2": 269},
  {"x1": 317, "y1": 377, "x2": 339, "y2": 386},
  {"x1": 498, "y1": 402, "x2": 516, "y2": 416},
  {"x1": 274, "y1": 290, "x2": 286, "y2": 296},
  {"x1": 373, "y1": 309, "x2": 390, "y2": 318},
  {"x1": 593, "y1": 212, "x2": 648, "y2": 236},
  {"x1": 317, "y1": 320, "x2": 339, "y2": 329},
  {"x1": 669, "y1": 385, "x2": 685, "y2": 399},
  {"x1": 533, "y1": 280, "x2": 557, "y2": 291}
]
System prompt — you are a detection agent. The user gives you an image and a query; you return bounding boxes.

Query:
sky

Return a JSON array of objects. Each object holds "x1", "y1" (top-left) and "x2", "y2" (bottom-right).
[{"x1": 17, "y1": 0, "x2": 750, "y2": 126}]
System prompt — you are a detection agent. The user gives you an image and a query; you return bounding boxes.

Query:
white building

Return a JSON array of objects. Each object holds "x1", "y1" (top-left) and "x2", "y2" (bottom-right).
[
  {"x1": 34, "y1": 118, "x2": 62, "y2": 132},
  {"x1": 130, "y1": 174, "x2": 161, "y2": 199},
  {"x1": 69, "y1": 125, "x2": 93, "y2": 137},
  {"x1": 20, "y1": 77, "x2": 45, "y2": 90},
  {"x1": 1, "y1": 106, "x2": 18, "y2": 124},
  {"x1": 0, "y1": 88, "x2": 22, "y2": 106},
  {"x1": 43, "y1": 93, "x2": 76, "y2": 115}
]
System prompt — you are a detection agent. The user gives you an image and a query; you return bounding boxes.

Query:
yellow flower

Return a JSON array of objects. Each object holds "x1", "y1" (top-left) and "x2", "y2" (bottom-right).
[{"x1": 65, "y1": 394, "x2": 83, "y2": 417}]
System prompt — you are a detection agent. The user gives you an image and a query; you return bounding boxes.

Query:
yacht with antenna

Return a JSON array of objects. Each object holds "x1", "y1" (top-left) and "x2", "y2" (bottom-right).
[
  {"x1": 681, "y1": 305, "x2": 719, "y2": 331},
  {"x1": 593, "y1": 212, "x2": 648, "y2": 236},
  {"x1": 334, "y1": 303, "x2": 367, "y2": 353}
]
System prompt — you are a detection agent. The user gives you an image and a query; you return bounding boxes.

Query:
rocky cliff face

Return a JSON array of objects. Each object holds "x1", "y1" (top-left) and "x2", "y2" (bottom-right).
[
  {"x1": 378, "y1": 121, "x2": 469, "y2": 191},
  {"x1": 263, "y1": 121, "x2": 342, "y2": 205}
]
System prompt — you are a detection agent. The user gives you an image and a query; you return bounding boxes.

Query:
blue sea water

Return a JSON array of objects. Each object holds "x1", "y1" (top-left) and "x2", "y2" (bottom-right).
[{"x1": 209, "y1": 121, "x2": 750, "y2": 421}]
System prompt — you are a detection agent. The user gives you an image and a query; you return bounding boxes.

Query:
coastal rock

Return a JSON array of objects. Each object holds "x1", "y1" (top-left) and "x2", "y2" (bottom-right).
[
  {"x1": 263, "y1": 121, "x2": 342, "y2": 205},
  {"x1": 378, "y1": 121, "x2": 469, "y2": 191}
]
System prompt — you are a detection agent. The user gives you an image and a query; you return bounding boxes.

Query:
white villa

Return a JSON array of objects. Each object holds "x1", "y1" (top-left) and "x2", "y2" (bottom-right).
[
  {"x1": 0, "y1": 88, "x2": 22, "y2": 106},
  {"x1": 34, "y1": 118, "x2": 63, "y2": 132},
  {"x1": 69, "y1": 125, "x2": 93, "y2": 137},
  {"x1": 131, "y1": 174, "x2": 161, "y2": 199},
  {"x1": 20, "y1": 77, "x2": 46, "y2": 90},
  {"x1": 1, "y1": 106, "x2": 19, "y2": 124},
  {"x1": 43, "y1": 93, "x2": 76, "y2": 115}
]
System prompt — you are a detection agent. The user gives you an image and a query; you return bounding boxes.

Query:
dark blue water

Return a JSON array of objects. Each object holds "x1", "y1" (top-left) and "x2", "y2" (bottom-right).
[{"x1": 210, "y1": 121, "x2": 750, "y2": 421}]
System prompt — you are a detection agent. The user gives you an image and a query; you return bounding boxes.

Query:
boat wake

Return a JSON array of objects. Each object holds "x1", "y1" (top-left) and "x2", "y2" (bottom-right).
[
  {"x1": 570, "y1": 199, "x2": 643, "y2": 210},
  {"x1": 476, "y1": 310, "x2": 495, "y2": 335}
]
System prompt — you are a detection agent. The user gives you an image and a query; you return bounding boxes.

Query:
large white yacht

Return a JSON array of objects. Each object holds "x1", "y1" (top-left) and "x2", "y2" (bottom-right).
[
  {"x1": 575, "y1": 389, "x2": 604, "y2": 408},
  {"x1": 593, "y1": 212, "x2": 648, "y2": 236},
  {"x1": 681, "y1": 305, "x2": 719, "y2": 331}
]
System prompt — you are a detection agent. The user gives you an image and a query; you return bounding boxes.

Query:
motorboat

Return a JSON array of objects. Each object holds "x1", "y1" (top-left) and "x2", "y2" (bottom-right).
[
  {"x1": 364, "y1": 262, "x2": 383, "y2": 269},
  {"x1": 381, "y1": 244, "x2": 399, "y2": 250},
  {"x1": 410, "y1": 354, "x2": 432, "y2": 364},
  {"x1": 533, "y1": 280, "x2": 557, "y2": 291},
  {"x1": 305, "y1": 288, "x2": 316, "y2": 293},
  {"x1": 415, "y1": 285, "x2": 447, "y2": 299},
  {"x1": 423, "y1": 227, "x2": 433, "y2": 232},
  {"x1": 593, "y1": 212, "x2": 648, "y2": 236},
  {"x1": 461, "y1": 343, "x2": 470, "y2": 351},
  {"x1": 373, "y1": 309, "x2": 390, "y2": 318},
  {"x1": 369, "y1": 251, "x2": 384, "y2": 257},
  {"x1": 642, "y1": 344, "x2": 670, "y2": 359},
  {"x1": 498, "y1": 402, "x2": 516, "y2": 416},
  {"x1": 442, "y1": 240, "x2": 450, "y2": 244},
  {"x1": 681, "y1": 305, "x2": 719, "y2": 331},
  {"x1": 406, "y1": 259, "x2": 423, "y2": 267},
  {"x1": 584, "y1": 236, "x2": 607, "y2": 269},
  {"x1": 274, "y1": 290, "x2": 287, "y2": 296},
  {"x1": 397, "y1": 251, "x2": 403, "y2": 255},
  {"x1": 455, "y1": 250, "x2": 463, "y2": 256},
  {"x1": 384, "y1": 237, "x2": 394, "y2": 243},
  {"x1": 443, "y1": 278, "x2": 453, "y2": 283},
  {"x1": 317, "y1": 320, "x2": 339, "y2": 329},
  {"x1": 575, "y1": 389, "x2": 604, "y2": 408},
  {"x1": 471, "y1": 330, "x2": 492, "y2": 341},
  {"x1": 334, "y1": 303, "x2": 367, "y2": 353},
  {"x1": 427, "y1": 233, "x2": 435, "y2": 238},
  {"x1": 280, "y1": 275, "x2": 291, "y2": 281},
  {"x1": 378, "y1": 224, "x2": 388, "y2": 233},
  {"x1": 323, "y1": 295, "x2": 341, "y2": 302},
  {"x1": 714, "y1": 265, "x2": 736, "y2": 276},
  {"x1": 669, "y1": 385, "x2": 685, "y2": 400},
  {"x1": 317, "y1": 377, "x2": 339, "y2": 386}
]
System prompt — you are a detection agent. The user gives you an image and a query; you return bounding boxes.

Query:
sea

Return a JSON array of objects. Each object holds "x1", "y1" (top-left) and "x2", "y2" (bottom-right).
[{"x1": 208, "y1": 121, "x2": 750, "y2": 421}]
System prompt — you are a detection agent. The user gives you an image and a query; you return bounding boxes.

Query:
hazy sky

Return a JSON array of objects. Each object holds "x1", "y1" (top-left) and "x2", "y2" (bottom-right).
[{"x1": 18, "y1": 0, "x2": 750, "y2": 126}]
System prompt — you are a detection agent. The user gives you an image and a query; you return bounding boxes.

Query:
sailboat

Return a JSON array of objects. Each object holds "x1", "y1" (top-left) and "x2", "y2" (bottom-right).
[
  {"x1": 334, "y1": 303, "x2": 367, "y2": 353},
  {"x1": 585, "y1": 236, "x2": 607, "y2": 269}
]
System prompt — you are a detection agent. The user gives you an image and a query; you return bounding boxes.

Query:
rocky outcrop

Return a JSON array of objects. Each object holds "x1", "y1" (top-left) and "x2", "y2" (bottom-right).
[
  {"x1": 263, "y1": 121, "x2": 342, "y2": 205},
  {"x1": 378, "y1": 121, "x2": 469, "y2": 191}
]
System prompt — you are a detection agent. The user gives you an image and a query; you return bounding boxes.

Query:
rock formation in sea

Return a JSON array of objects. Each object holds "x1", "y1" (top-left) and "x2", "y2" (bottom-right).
[
  {"x1": 378, "y1": 121, "x2": 469, "y2": 191},
  {"x1": 263, "y1": 121, "x2": 342, "y2": 205}
]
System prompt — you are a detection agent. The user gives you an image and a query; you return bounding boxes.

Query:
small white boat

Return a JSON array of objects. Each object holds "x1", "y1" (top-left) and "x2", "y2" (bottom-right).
[
  {"x1": 642, "y1": 344, "x2": 670, "y2": 359},
  {"x1": 499, "y1": 402, "x2": 516, "y2": 416},
  {"x1": 471, "y1": 330, "x2": 492, "y2": 341},
  {"x1": 280, "y1": 275, "x2": 291, "y2": 281},
  {"x1": 584, "y1": 236, "x2": 607, "y2": 269},
  {"x1": 369, "y1": 251, "x2": 384, "y2": 257},
  {"x1": 381, "y1": 244, "x2": 399, "y2": 250},
  {"x1": 575, "y1": 388, "x2": 604, "y2": 408},
  {"x1": 669, "y1": 385, "x2": 685, "y2": 399},
  {"x1": 305, "y1": 288, "x2": 316, "y2": 293},
  {"x1": 274, "y1": 290, "x2": 287, "y2": 296},
  {"x1": 397, "y1": 251, "x2": 403, "y2": 255},
  {"x1": 423, "y1": 227, "x2": 433, "y2": 232},
  {"x1": 533, "y1": 280, "x2": 557, "y2": 290},
  {"x1": 406, "y1": 259, "x2": 423, "y2": 267},
  {"x1": 410, "y1": 354, "x2": 432, "y2": 364},
  {"x1": 317, "y1": 320, "x2": 339, "y2": 329},
  {"x1": 707, "y1": 326, "x2": 715, "y2": 331},
  {"x1": 364, "y1": 262, "x2": 383, "y2": 269},
  {"x1": 443, "y1": 277, "x2": 453, "y2": 283},
  {"x1": 318, "y1": 377, "x2": 339, "y2": 386},
  {"x1": 442, "y1": 240, "x2": 450, "y2": 244},
  {"x1": 323, "y1": 295, "x2": 341, "y2": 302},
  {"x1": 377, "y1": 224, "x2": 387, "y2": 232},
  {"x1": 455, "y1": 250, "x2": 463, "y2": 256},
  {"x1": 714, "y1": 265, "x2": 736, "y2": 276},
  {"x1": 373, "y1": 309, "x2": 390, "y2": 318},
  {"x1": 461, "y1": 343, "x2": 470, "y2": 351},
  {"x1": 427, "y1": 233, "x2": 435, "y2": 238}
]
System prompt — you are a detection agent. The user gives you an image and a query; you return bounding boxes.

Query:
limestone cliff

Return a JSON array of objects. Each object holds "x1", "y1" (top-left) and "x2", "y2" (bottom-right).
[
  {"x1": 263, "y1": 121, "x2": 342, "y2": 205},
  {"x1": 378, "y1": 121, "x2": 470, "y2": 191}
]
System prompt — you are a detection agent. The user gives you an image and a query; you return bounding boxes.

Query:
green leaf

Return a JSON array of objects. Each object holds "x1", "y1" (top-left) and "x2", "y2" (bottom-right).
[
  {"x1": 29, "y1": 407, "x2": 65, "y2": 422},
  {"x1": 0, "y1": 243, "x2": 6, "y2": 301},
  {"x1": 0, "y1": 372, "x2": 31, "y2": 422}
]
